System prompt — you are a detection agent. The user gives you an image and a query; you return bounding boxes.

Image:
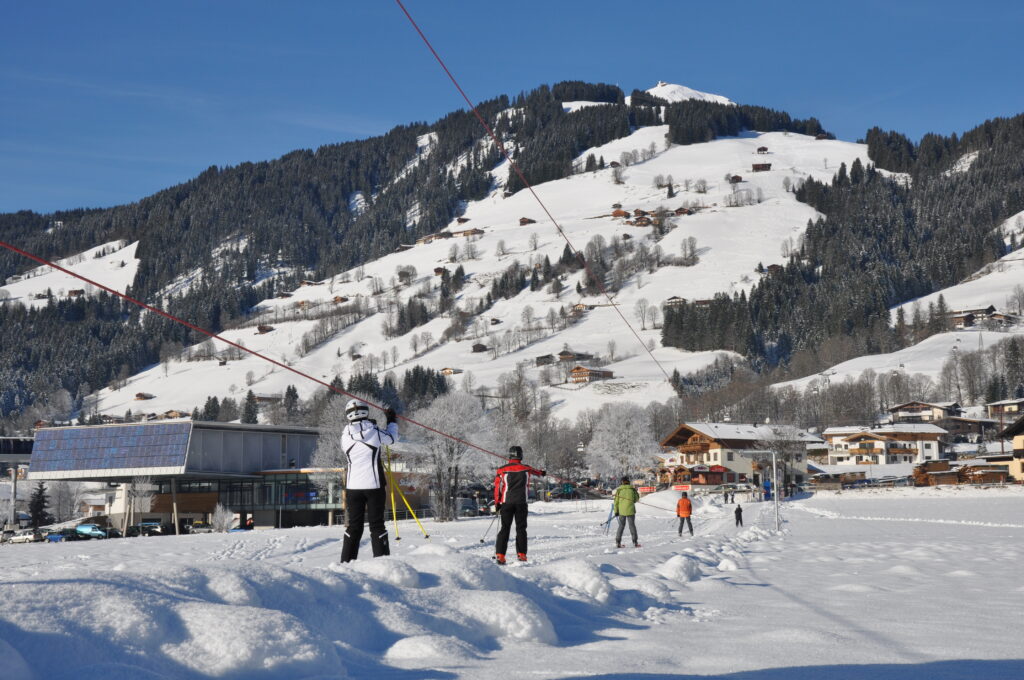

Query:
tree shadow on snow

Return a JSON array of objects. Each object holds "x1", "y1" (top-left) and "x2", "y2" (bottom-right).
[{"x1": 557, "y1": 659, "x2": 1024, "y2": 680}]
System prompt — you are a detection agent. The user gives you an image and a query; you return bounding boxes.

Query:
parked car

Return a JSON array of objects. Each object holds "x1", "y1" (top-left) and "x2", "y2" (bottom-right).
[
  {"x1": 75, "y1": 524, "x2": 108, "y2": 539},
  {"x1": 0, "y1": 529, "x2": 14, "y2": 544},
  {"x1": 46, "y1": 528, "x2": 89, "y2": 542},
  {"x1": 9, "y1": 529, "x2": 43, "y2": 544},
  {"x1": 188, "y1": 521, "x2": 214, "y2": 534},
  {"x1": 126, "y1": 522, "x2": 162, "y2": 537}
]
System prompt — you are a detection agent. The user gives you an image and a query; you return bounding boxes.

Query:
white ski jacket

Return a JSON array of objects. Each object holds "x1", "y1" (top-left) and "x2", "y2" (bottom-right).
[{"x1": 341, "y1": 419, "x2": 399, "y2": 490}]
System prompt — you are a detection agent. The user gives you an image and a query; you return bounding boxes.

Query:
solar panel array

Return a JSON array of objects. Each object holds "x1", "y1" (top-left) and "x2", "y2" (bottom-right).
[{"x1": 31, "y1": 423, "x2": 192, "y2": 472}]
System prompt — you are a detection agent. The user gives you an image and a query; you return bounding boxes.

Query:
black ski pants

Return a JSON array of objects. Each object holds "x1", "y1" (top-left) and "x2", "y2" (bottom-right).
[
  {"x1": 341, "y1": 487, "x2": 389, "y2": 562},
  {"x1": 678, "y1": 516, "x2": 693, "y2": 536},
  {"x1": 495, "y1": 501, "x2": 528, "y2": 556},
  {"x1": 735, "y1": 515, "x2": 743, "y2": 527}
]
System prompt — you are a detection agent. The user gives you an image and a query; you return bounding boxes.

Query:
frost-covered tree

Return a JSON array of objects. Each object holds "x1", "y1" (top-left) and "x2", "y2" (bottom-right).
[
  {"x1": 211, "y1": 503, "x2": 235, "y2": 532},
  {"x1": 407, "y1": 392, "x2": 492, "y2": 522},
  {"x1": 586, "y1": 404, "x2": 658, "y2": 479}
]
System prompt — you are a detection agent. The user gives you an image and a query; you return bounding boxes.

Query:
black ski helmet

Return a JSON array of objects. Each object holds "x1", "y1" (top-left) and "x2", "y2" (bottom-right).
[{"x1": 508, "y1": 445, "x2": 523, "y2": 460}]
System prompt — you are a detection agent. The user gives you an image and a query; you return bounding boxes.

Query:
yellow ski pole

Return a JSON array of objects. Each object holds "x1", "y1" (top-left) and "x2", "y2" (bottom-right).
[
  {"x1": 385, "y1": 446, "x2": 400, "y2": 542},
  {"x1": 395, "y1": 484, "x2": 430, "y2": 539}
]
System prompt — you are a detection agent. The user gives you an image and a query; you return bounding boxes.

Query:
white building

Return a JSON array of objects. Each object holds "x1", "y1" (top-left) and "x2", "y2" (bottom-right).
[{"x1": 822, "y1": 423, "x2": 947, "y2": 465}]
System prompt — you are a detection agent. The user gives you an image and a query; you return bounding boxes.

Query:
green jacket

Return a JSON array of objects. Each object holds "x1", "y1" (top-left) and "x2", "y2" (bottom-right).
[{"x1": 612, "y1": 484, "x2": 640, "y2": 516}]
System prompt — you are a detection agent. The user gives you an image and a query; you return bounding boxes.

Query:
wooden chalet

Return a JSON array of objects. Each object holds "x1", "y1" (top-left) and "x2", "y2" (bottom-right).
[
  {"x1": 162, "y1": 410, "x2": 189, "y2": 419},
  {"x1": 674, "y1": 207, "x2": 692, "y2": 216},
  {"x1": 766, "y1": 264, "x2": 784, "y2": 275},
  {"x1": 299, "y1": 280, "x2": 320, "y2": 287},
  {"x1": 295, "y1": 300, "x2": 310, "y2": 308},
  {"x1": 433, "y1": 267, "x2": 446, "y2": 276},
  {"x1": 535, "y1": 354, "x2": 555, "y2": 367},
  {"x1": 276, "y1": 292, "x2": 292, "y2": 299},
  {"x1": 634, "y1": 216, "x2": 652, "y2": 227},
  {"x1": 332, "y1": 296, "x2": 349, "y2": 303},
  {"x1": 134, "y1": 393, "x2": 155, "y2": 401},
  {"x1": 815, "y1": 133, "x2": 828, "y2": 140},
  {"x1": 569, "y1": 365, "x2": 614, "y2": 384},
  {"x1": 663, "y1": 296, "x2": 687, "y2": 307},
  {"x1": 440, "y1": 367, "x2": 463, "y2": 376},
  {"x1": 490, "y1": 318, "x2": 502, "y2": 325},
  {"x1": 633, "y1": 208, "x2": 648, "y2": 217},
  {"x1": 752, "y1": 163, "x2": 772, "y2": 172},
  {"x1": 471, "y1": 343, "x2": 488, "y2": 353},
  {"x1": 256, "y1": 324, "x2": 275, "y2": 334},
  {"x1": 612, "y1": 209, "x2": 630, "y2": 218},
  {"x1": 987, "y1": 397, "x2": 1024, "y2": 420},
  {"x1": 608, "y1": 161, "x2": 621, "y2": 168},
  {"x1": 611, "y1": 203, "x2": 622, "y2": 209},
  {"x1": 255, "y1": 393, "x2": 282, "y2": 404},
  {"x1": 693, "y1": 299, "x2": 715, "y2": 308},
  {"x1": 519, "y1": 217, "x2": 537, "y2": 226},
  {"x1": 456, "y1": 217, "x2": 471, "y2": 224},
  {"x1": 453, "y1": 228, "x2": 484, "y2": 238},
  {"x1": 756, "y1": 146, "x2": 769, "y2": 154},
  {"x1": 729, "y1": 175, "x2": 742, "y2": 184},
  {"x1": 67, "y1": 289, "x2": 86, "y2": 297},
  {"x1": 660, "y1": 422, "x2": 820, "y2": 485}
]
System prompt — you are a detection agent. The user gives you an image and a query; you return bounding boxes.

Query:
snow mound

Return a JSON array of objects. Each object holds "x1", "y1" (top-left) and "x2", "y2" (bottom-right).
[
  {"x1": 540, "y1": 558, "x2": 614, "y2": 603},
  {"x1": 716, "y1": 557, "x2": 739, "y2": 571},
  {"x1": 161, "y1": 602, "x2": 330, "y2": 676},
  {"x1": 449, "y1": 590, "x2": 557, "y2": 644},
  {"x1": 347, "y1": 559, "x2": 422, "y2": 588},
  {"x1": 384, "y1": 634, "x2": 479, "y2": 663},
  {"x1": 656, "y1": 554, "x2": 703, "y2": 582}
]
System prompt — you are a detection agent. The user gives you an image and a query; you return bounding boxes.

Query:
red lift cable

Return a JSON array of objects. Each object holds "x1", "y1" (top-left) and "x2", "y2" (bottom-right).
[
  {"x1": 394, "y1": 0, "x2": 673, "y2": 383},
  {"x1": 0, "y1": 239, "x2": 507, "y2": 463}
]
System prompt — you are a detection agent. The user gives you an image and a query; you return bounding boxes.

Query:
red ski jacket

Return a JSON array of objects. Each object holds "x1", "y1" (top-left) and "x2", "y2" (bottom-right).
[{"x1": 493, "y1": 460, "x2": 545, "y2": 505}]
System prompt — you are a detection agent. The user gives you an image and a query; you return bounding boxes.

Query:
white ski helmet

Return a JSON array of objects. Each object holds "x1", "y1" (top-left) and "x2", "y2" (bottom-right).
[{"x1": 345, "y1": 399, "x2": 370, "y2": 422}]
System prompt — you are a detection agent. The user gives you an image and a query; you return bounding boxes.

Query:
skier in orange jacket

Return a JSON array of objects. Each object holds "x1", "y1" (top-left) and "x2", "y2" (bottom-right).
[{"x1": 676, "y1": 491, "x2": 693, "y2": 536}]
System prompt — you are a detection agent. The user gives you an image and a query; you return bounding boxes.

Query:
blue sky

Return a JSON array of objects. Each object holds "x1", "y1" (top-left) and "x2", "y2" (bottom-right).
[{"x1": 3, "y1": 0, "x2": 1023, "y2": 213}]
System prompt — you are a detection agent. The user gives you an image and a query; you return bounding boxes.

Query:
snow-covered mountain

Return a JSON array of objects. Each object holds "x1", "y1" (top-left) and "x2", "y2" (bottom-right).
[
  {"x1": 644, "y1": 80, "x2": 734, "y2": 106},
  {"x1": 81, "y1": 121, "x2": 870, "y2": 420}
]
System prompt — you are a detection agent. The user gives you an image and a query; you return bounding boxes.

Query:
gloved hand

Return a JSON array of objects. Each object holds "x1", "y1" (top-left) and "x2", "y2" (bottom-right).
[
  {"x1": 539, "y1": 469, "x2": 547, "y2": 476},
  {"x1": 494, "y1": 503, "x2": 502, "y2": 513},
  {"x1": 384, "y1": 408, "x2": 397, "y2": 424}
]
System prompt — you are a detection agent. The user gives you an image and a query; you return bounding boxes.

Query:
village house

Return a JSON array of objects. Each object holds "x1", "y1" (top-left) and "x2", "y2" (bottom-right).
[
  {"x1": 611, "y1": 203, "x2": 622, "y2": 209},
  {"x1": 440, "y1": 367, "x2": 463, "y2": 376},
  {"x1": 162, "y1": 410, "x2": 189, "y2": 419},
  {"x1": 663, "y1": 296, "x2": 687, "y2": 308},
  {"x1": 456, "y1": 217, "x2": 471, "y2": 224},
  {"x1": 535, "y1": 354, "x2": 555, "y2": 367},
  {"x1": 633, "y1": 209, "x2": 648, "y2": 217},
  {"x1": 490, "y1": 318, "x2": 502, "y2": 325},
  {"x1": 256, "y1": 325, "x2": 275, "y2": 334},
  {"x1": 674, "y1": 207, "x2": 692, "y2": 216},
  {"x1": 519, "y1": 217, "x2": 536, "y2": 226},
  {"x1": 299, "y1": 280, "x2": 320, "y2": 287},
  {"x1": 433, "y1": 267, "x2": 446, "y2": 276},
  {"x1": 822, "y1": 423, "x2": 947, "y2": 465},
  {"x1": 452, "y1": 228, "x2": 484, "y2": 238},
  {"x1": 634, "y1": 216, "x2": 652, "y2": 227},
  {"x1": 987, "y1": 397, "x2": 1024, "y2": 420},
  {"x1": 471, "y1": 343, "x2": 488, "y2": 353},
  {"x1": 693, "y1": 299, "x2": 715, "y2": 308},
  {"x1": 255, "y1": 393, "x2": 282, "y2": 404},
  {"x1": 939, "y1": 415, "x2": 997, "y2": 443},
  {"x1": 751, "y1": 163, "x2": 772, "y2": 172},
  {"x1": 990, "y1": 414, "x2": 1024, "y2": 480},
  {"x1": 276, "y1": 292, "x2": 292, "y2": 299},
  {"x1": 558, "y1": 349, "x2": 593, "y2": 363},
  {"x1": 67, "y1": 289, "x2": 86, "y2": 297},
  {"x1": 134, "y1": 393, "x2": 155, "y2": 401},
  {"x1": 888, "y1": 401, "x2": 962, "y2": 424},
  {"x1": 765, "y1": 264, "x2": 784, "y2": 275},
  {"x1": 756, "y1": 146, "x2": 769, "y2": 154},
  {"x1": 611, "y1": 209, "x2": 630, "y2": 218},
  {"x1": 729, "y1": 175, "x2": 742, "y2": 184},
  {"x1": 332, "y1": 296, "x2": 349, "y2": 303},
  {"x1": 568, "y1": 366, "x2": 614, "y2": 384},
  {"x1": 660, "y1": 422, "x2": 820, "y2": 486}
]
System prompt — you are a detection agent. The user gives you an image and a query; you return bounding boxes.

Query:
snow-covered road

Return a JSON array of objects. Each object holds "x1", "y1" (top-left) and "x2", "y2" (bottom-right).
[{"x1": 1, "y1": 487, "x2": 1022, "y2": 679}]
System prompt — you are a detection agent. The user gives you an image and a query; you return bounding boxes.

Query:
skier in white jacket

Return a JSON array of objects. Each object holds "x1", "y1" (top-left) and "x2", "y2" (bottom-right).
[{"x1": 340, "y1": 399, "x2": 398, "y2": 562}]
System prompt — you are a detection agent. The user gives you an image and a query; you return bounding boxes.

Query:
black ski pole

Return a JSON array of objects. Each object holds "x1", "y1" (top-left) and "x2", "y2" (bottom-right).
[{"x1": 479, "y1": 513, "x2": 497, "y2": 544}]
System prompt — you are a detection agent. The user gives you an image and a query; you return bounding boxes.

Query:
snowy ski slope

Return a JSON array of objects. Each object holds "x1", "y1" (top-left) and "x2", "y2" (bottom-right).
[{"x1": 0, "y1": 486, "x2": 1021, "y2": 679}]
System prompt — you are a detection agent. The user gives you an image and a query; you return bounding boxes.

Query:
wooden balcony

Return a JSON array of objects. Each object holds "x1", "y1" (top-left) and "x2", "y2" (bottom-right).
[{"x1": 676, "y1": 443, "x2": 711, "y2": 454}]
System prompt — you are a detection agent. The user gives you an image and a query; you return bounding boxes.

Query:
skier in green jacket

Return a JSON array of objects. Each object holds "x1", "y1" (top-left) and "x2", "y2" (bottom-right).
[{"x1": 612, "y1": 476, "x2": 641, "y2": 548}]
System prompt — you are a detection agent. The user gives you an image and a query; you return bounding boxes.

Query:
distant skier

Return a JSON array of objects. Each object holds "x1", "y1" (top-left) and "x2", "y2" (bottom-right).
[
  {"x1": 735, "y1": 504, "x2": 743, "y2": 527},
  {"x1": 340, "y1": 399, "x2": 398, "y2": 563},
  {"x1": 676, "y1": 491, "x2": 693, "y2": 537},
  {"x1": 493, "y1": 446, "x2": 545, "y2": 565},
  {"x1": 613, "y1": 477, "x2": 641, "y2": 548}
]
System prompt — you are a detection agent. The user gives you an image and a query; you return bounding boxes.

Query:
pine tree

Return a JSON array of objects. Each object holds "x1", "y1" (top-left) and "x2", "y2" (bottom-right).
[
  {"x1": 29, "y1": 481, "x2": 53, "y2": 528},
  {"x1": 242, "y1": 390, "x2": 258, "y2": 424}
]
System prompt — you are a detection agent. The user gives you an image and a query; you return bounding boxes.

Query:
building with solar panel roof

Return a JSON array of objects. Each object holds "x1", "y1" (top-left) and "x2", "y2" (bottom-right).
[{"x1": 27, "y1": 421, "x2": 345, "y2": 531}]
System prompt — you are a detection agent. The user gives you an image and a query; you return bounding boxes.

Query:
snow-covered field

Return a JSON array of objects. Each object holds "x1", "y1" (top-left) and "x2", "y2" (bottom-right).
[{"x1": 1, "y1": 486, "x2": 1021, "y2": 679}]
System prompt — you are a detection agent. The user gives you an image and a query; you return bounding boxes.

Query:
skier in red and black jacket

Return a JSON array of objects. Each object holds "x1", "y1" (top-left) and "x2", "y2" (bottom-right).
[{"x1": 493, "y1": 445, "x2": 545, "y2": 564}]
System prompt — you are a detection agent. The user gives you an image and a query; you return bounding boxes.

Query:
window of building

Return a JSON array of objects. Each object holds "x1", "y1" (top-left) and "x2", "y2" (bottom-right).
[{"x1": 727, "y1": 451, "x2": 734, "y2": 461}]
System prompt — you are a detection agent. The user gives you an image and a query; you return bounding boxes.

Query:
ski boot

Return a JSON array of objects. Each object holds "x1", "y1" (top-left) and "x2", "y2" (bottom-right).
[
  {"x1": 495, "y1": 553, "x2": 506, "y2": 565},
  {"x1": 517, "y1": 552, "x2": 528, "y2": 562}
]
